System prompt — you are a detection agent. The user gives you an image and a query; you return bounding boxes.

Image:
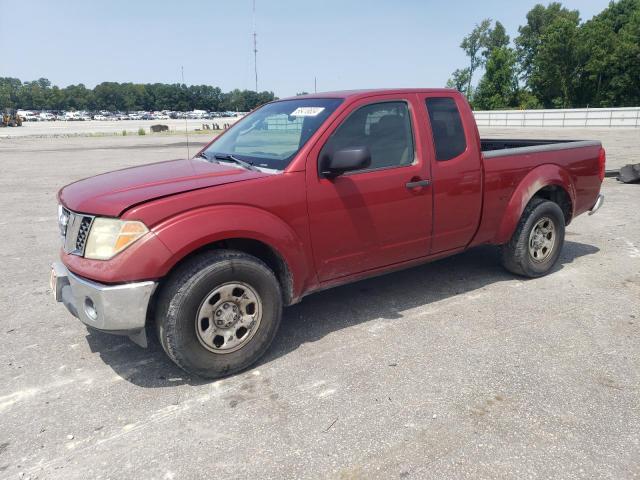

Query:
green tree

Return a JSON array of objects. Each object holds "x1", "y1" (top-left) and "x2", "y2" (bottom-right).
[
  {"x1": 515, "y1": 3, "x2": 580, "y2": 81},
  {"x1": 448, "y1": 1, "x2": 639, "y2": 110},
  {"x1": 613, "y1": 6, "x2": 640, "y2": 106},
  {"x1": 118, "y1": 83, "x2": 147, "y2": 111},
  {"x1": 94, "y1": 82, "x2": 124, "y2": 111},
  {"x1": 48, "y1": 86, "x2": 65, "y2": 110},
  {"x1": 516, "y1": 90, "x2": 542, "y2": 109},
  {"x1": 449, "y1": 19, "x2": 514, "y2": 104},
  {"x1": 446, "y1": 68, "x2": 472, "y2": 96},
  {"x1": 578, "y1": 0, "x2": 640, "y2": 107},
  {"x1": 484, "y1": 21, "x2": 510, "y2": 59},
  {"x1": 530, "y1": 16, "x2": 581, "y2": 107},
  {"x1": 0, "y1": 77, "x2": 277, "y2": 112},
  {"x1": 16, "y1": 78, "x2": 52, "y2": 109},
  {"x1": 474, "y1": 47, "x2": 519, "y2": 109},
  {"x1": 460, "y1": 19, "x2": 493, "y2": 97},
  {"x1": 63, "y1": 84, "x2": 95, "y2": 110},
  {"x1": 0, "y1": 77, "x2": 22, "y2": 109}
]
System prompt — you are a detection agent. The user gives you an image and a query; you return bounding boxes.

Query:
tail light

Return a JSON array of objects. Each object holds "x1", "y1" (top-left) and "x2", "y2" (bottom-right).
[{"x1": 598, "y1": 147, "x2": 606, "y2": 182}]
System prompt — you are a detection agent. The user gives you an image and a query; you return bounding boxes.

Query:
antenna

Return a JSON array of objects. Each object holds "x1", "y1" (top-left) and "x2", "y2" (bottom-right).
[
  {"x1": 181, "y1": 65, "x2": 190, "y2": 159},
  {"x1": 252, "y1": 0, "x2": 258, "y2": 92}
]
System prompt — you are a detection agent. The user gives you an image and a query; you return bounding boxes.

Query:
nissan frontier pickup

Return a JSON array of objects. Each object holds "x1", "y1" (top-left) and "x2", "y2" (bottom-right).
[{"x1": 51, "y1": 89, "x2": 605, "y2": 378}]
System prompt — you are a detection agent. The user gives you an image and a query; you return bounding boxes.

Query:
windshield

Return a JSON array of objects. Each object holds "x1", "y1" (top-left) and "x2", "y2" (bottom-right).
[{"x1": 202, "y1": 98, "x2": 343, "y2": 170}]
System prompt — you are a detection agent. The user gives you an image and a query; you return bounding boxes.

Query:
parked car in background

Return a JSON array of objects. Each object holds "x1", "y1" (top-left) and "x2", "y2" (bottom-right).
[
  {"x1": 17, "y1": 110, "x2": 38, "y2": 121},
  {"x1": 5, "y1": 109, "x2": 245, "y2": 122},
  {"x1": 188, "y1": 110, "x2": 207, "y2": 119},
  {"x1": 39, "y1": 112, "x2": 55, "y2": 121}
]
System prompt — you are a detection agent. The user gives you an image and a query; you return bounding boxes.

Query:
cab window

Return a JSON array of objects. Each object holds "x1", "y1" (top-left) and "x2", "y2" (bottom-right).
[
  {"x1": 425, "y1": 97, "x2": 467, "y2": 161},
  {"x1": 320, "y1": 101, "x2": 415, "y2": 172}
]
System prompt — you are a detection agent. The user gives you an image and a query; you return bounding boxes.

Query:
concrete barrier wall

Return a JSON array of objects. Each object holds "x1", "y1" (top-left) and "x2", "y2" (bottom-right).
[{"x1": 474, "y1": 107, "x2": 640, "y2": 128}]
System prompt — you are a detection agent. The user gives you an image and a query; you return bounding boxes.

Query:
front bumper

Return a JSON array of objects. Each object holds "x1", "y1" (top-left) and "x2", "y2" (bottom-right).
[{"x1": 50, "y1": 262, "x2": 157, "y2": 346}]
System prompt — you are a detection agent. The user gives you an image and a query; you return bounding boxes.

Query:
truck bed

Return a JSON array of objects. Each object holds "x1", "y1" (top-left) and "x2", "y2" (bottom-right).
[
  {"x1": 481, "y1": 138, "x2": 599, "y2": 156},
  {"x1": 471, "y1": 138, "x2": 603, "y2": 247}
]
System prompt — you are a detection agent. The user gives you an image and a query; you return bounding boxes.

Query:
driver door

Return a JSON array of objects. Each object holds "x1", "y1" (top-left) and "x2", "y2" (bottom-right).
[{"x1": 305, "y1": 95, "x2": 433, "y2": 282}]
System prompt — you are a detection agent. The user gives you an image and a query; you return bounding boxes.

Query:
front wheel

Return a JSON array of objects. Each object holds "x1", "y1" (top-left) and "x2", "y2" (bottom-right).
[
  {"x1": 155, "y1": 250, "x2": 282, "y2": 379},
  {"x1": 500, "y1": 198, "x2": 566, "y2": 278}
]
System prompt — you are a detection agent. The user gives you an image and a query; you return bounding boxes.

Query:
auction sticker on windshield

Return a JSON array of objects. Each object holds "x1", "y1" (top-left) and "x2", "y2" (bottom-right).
[{"x1": 290, "y1": 107, "x2": 325, "y2": 117}]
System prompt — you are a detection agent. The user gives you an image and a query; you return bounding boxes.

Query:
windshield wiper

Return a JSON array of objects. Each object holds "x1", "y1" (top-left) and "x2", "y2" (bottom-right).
[
  {"x1": 213, "y1": 153, "x2": 258, "y2": 171},
  {"x1": 194, "y1": 151, "x2": 208, "y2": 159}
]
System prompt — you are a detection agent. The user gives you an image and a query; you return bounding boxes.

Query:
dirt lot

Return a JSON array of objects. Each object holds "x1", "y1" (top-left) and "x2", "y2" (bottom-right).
[
  {"x1": 0, "y1": 118, "x2": 239, "y2": 138},
  {"x1": 0, "y1": 130, "x2": 639, "y2": 479}
]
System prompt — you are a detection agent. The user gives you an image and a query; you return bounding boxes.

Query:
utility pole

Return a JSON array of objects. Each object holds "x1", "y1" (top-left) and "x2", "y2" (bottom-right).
[{"x1": 253, "y1": 0, "x2": 258, "y2": 92}]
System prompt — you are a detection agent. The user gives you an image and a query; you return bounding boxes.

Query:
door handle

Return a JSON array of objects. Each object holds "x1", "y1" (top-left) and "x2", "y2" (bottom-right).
[{"x1": 405, "y1": 179, "x2": 431, "y2": 189}]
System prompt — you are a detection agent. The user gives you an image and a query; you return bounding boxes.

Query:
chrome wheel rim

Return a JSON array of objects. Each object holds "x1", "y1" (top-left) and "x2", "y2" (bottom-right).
[
  {"x1": 195, "y1": 282, "x2": 262, "y2": 354},
  {"x1": 528, "y1": 216, "x2": 556, "y2": 263}
]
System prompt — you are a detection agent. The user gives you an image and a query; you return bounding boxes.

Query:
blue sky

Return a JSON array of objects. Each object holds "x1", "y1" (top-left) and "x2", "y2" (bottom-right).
[{"x1": 0, "y1": 0, "x2": 610, "y2": 97}]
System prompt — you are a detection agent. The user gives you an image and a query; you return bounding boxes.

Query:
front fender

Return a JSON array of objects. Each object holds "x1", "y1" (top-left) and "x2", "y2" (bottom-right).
[
  {"x1": 152, "y1": 204, "x2": 313, "y2": 299},
  {"x1": 494, "y1": 164, "x2": 576, "y2": 244}
]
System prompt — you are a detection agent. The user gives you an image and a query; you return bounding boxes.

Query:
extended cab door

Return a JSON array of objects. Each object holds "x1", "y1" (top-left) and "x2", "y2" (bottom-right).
[
  {"x1": 416, "y1": 93, "x2": 482, "y2": 253},
  {"x1": 305, "y1": 94, "x2": 433, "y2": 282}
]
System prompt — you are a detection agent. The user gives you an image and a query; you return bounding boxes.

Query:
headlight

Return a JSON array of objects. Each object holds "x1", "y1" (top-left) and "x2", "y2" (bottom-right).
[{"x1": 84, "y1": 218, "x2": 148, "y2": 260}]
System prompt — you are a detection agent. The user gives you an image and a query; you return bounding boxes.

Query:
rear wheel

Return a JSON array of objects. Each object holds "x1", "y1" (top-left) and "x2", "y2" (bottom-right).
[
  {"x1": 156, "y1": 250, "x2": 282, "y2": 379},
  {"x1": 500, "y1": 198, "x2": 565, "y2": 278}
]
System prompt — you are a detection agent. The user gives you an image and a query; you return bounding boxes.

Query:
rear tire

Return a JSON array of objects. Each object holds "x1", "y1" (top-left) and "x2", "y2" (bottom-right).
[
  {"x1": 500, "y1": 198, "x2": 565, "y2": 278},
  {"x1": 155, "y1": 250, "x2": 282, "y2": 379}
]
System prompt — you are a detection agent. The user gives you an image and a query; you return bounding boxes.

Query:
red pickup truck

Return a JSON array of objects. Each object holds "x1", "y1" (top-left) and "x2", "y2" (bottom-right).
[{"x1": 51, "y1": 89, "x2": 605, "y2": 378}]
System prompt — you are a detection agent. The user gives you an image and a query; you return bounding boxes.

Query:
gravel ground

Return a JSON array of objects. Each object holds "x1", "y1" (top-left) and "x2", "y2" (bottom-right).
[
  {"x1": 0, "y1": 118, "x2": 239, "y2": 139},
  {"x1": 0, "y1": 132, "x2": 638, "y2": 479}
]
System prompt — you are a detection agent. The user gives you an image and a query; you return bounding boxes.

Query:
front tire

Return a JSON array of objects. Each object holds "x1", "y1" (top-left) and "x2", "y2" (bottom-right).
[
  {"x1": 500, "y1": 198, "x2": 565, "y2": 278},
  {"x1": 155, "y1": 250, "x2": 282, "y2": 379}
]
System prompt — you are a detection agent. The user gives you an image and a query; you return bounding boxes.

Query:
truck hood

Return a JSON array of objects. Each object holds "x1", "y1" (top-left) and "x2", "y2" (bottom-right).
[{"x1": 59, "y1": 158, "x2": 269, "y2": 217}]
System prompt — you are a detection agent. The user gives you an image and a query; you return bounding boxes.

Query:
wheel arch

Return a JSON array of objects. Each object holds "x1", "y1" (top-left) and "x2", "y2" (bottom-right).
[
  {"x1": 160, "y1": 237, "x2": 296, "y2": 306},
  {"x1": 494, "y1": 164, "x2": 576, "y2": 245},
  {"x1": 530, "y1": 184, "x2": 573, "y2": 225},
  {"x1": 151, "y1": 205, "x2": 314, "y2": 306}
]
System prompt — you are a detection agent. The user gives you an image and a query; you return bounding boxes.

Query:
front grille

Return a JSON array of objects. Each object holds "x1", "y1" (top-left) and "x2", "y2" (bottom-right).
[
  {"x1": 59, "y1": 207, "x2": 94, "y2": 256},
  {"x1": 75, "y1": 216, "x2": 92, "y2": 252}
]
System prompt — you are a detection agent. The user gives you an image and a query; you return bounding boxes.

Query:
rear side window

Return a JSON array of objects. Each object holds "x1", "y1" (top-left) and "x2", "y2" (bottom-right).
[{"x1": 425, "y1": 98, "x2": 466, "y2": 161}]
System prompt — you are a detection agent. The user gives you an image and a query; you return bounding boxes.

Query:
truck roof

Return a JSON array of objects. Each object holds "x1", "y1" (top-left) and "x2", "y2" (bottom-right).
[{"x1": 282, "y1": 88, "x2": 459, "y2": 101}]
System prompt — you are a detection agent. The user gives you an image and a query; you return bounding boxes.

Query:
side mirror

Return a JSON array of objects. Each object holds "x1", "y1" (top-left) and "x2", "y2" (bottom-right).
[{"x1": 320, "y1": 146, "x2": 371, "y2": 178}]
